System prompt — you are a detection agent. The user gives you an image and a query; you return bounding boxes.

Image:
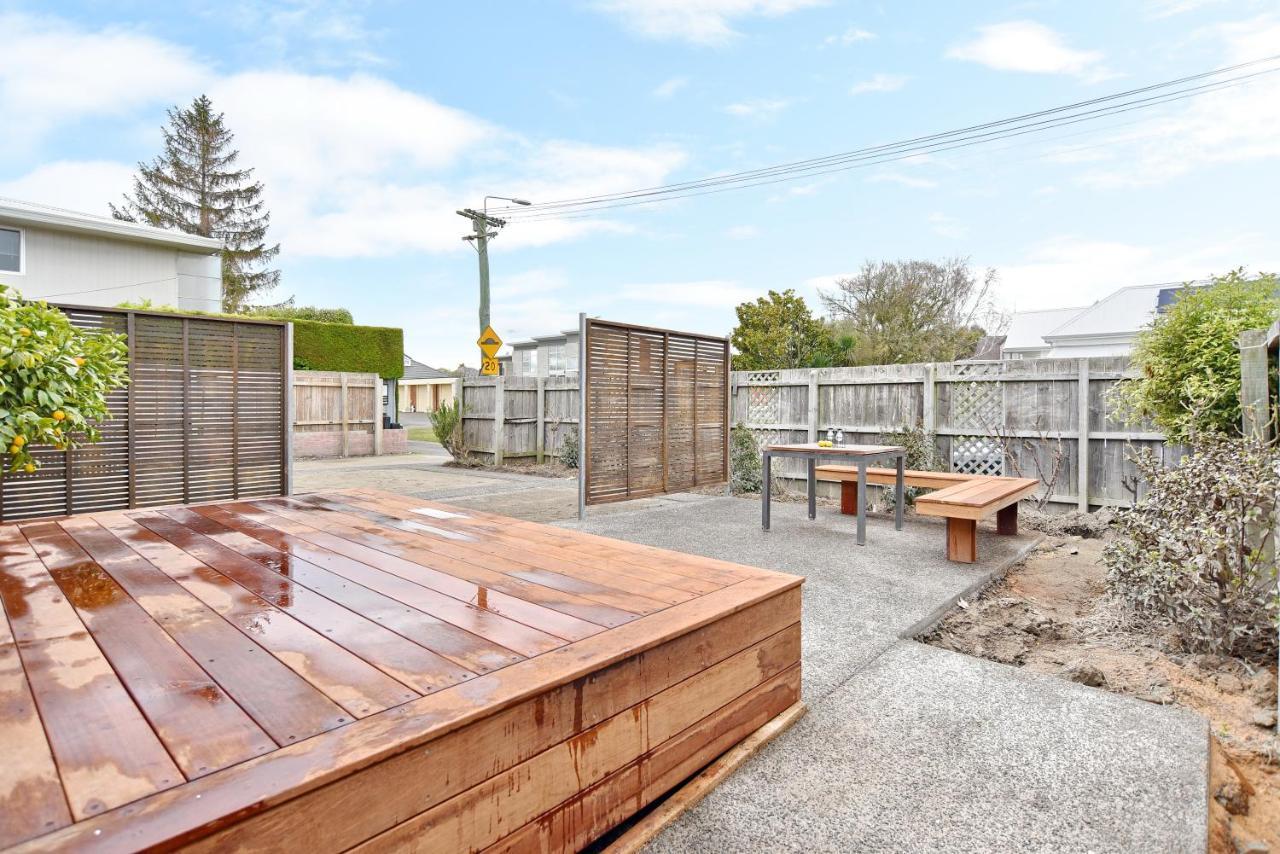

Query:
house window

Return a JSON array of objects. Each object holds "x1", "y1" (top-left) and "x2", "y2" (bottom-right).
[
  {"x1": 0, "y1": 228, "x2": 21, "y2": 274},
  {"x1": 546, "y1": 344, "x2": 565, "y2": 376},
  {"x1": 518, "y1": 349, "x2": 536, "y2": 376}
]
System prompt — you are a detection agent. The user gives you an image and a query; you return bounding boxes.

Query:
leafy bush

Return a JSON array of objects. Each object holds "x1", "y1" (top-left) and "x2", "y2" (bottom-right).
[
  {"x1": 1102, "y1": 437, "x2": 1278, "y2": 661},
  {"x1": 429, "y1": 400, "x2": 467, "y2": 462},
  {"x1": 558, "y1": 425, "x2": 579, "y2": 469},
  {"x1": 1, "y1": 285, "x2": 129, "y2": 472},
  {"x1": 881, "y1": 423, "x2": 943, "y2": 506},
  {"x1": 242, "y1": 305, "x2": 354, "y2": 324},
  {"x1": 291, "y1": 319, "x2": 404, "y2": 378},
  {"x1": 1111, "y1": 270, "x2": 1279, "y2": 442},
  {"x1": 730, "y1": 424, "x2": 762, "y2": 494}
]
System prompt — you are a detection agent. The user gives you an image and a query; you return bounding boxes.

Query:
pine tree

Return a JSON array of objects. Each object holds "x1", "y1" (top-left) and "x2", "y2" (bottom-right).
[{"x1": 111, "y1": 95, "x2": 280, "y2": 311}]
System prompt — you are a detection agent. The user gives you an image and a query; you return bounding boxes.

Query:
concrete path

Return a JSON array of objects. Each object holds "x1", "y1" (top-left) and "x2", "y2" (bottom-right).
[
  {"x1": 291, "y1": 456, "x2": 1209, "y2": 852},
  {"x1": 564, "y1": 497, "x2": 1209, "y2": 853}
]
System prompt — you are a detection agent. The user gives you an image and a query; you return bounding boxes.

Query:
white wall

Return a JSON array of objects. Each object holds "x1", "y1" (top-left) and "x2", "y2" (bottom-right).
[{"x1": 0, "y1": 222, "x2": 221, "y2": 312}]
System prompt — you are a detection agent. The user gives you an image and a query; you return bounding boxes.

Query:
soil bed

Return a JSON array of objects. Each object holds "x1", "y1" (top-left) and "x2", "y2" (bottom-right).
[{"x1": 920, "y1": 531, "x2": 1279, "y2": 854}]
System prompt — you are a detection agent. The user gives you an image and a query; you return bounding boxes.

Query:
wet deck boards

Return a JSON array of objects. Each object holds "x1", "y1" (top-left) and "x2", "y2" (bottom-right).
[{"x1": 0, "y1": 488, "x2": 802, "y2": 852}]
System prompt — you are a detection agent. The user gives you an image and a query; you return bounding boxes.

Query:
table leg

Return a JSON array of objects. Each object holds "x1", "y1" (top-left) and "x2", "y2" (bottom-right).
[
  {"x1": 856, "y1": 461, "x2": 867, "y2": 546},
  {"x1": 762, "y1": 451, "x2": 771, "y2": 531},
  {"x1": 895, "y1": 454, "x2": 905, "y2": 531},
  {"x1": 807, "y1": 457, "x2": 817, "y2": 520}
]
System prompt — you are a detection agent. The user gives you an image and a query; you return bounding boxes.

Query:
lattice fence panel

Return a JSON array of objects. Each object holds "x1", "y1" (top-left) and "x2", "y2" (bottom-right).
[
  {"x1": 950, "y1": 380, "x2": 1002, "y2": 430},
  {"x1": 951, "y1": 435, "x2": 1004, "y2": 476}
]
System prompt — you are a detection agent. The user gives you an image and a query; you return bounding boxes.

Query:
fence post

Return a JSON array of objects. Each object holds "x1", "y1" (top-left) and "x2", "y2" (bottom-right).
[
  {"x1": 922, "y1": 364, "x2": 936, "y2": 433},
  {"x1": 493, "y1": 375, "x2": 505, "y2": 466},
  {"x1": 1239, "y1": 329, "x2": 1269, "y2": 441},
  {"x1": 536, "y1": 376, "x2": 546, "y2": 463},
  {"x1": 807, "y1": 370, "x2": 819, "y2": 442},
  {"x1": 373, "y1": 376, "x2": 384, "y2": 456},
  {"x1": 339, "y1": 372, "x2": 350, "y2": 458},
  {"x1": 1077, "y1": 358, "x2": 1090, "y2": 512}
]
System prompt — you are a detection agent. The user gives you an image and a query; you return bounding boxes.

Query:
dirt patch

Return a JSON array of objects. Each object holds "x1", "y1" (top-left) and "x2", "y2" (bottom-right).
[{"x1": 921, "y1": 535, "x2": 1279, "y2": 853}]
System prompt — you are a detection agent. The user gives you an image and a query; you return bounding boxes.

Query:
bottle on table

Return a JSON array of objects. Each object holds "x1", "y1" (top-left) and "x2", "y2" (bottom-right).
[{"x1": 836, "y1": 428, "x2": 845, "y2": 446}]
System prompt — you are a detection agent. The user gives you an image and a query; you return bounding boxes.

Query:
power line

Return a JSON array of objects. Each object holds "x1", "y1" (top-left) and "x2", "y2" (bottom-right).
[{"x1": 490, "y1": 55, "x2": 1280, "y2": 222}]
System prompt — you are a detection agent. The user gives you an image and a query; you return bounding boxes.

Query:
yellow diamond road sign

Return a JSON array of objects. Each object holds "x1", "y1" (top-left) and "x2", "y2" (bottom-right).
[{"x1": 477, "y1": 326, "x2": 503, "y2": 358}]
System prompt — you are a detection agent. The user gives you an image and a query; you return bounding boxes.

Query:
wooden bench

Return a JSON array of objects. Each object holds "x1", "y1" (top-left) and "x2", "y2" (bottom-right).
[{"x1": 815, "y1": 465, "x2": 1039, "y2": 563}]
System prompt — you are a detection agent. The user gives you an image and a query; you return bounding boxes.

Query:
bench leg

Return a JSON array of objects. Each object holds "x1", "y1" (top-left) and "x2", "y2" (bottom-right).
[
  {"x1": 840, "y1": 481, "x2": 858, "y2": 515},
  {"x1": 996, "y1": 502, "x2": 1018, "y2": 535},
  {"x1": 946, "y1": 518, "x2": 977, "y2": 564}
]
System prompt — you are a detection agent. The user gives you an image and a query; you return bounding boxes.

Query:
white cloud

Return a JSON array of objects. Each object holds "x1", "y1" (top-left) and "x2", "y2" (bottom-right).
[
  {"x1": 652, "y1": 77, "x2": 689, "y2": 98},
  {"x1": 620, "y1": 280, "x2": 757, "y2": 306},
  {"x1": 0, "y1": 13, "x2": 208, "y2": 151},
  {"x1": 1064, "y1": 15, "x2": 1280, "y2": 187},
  {"x1": 725, "y1": 225, "x2": 761, "y2": 239},
  {"x1": 947, "y1": 21, "x2": 1111, "y2": 80},
  {"x1": 219, "y1": 0, "x2": 386, "y2": 67},
  {"x1": 594, "y1": 0, "x2": 827, "y2": 46},
  {"x1": 723, "y1": 98, "x2": 792, "y2": 118},
  {"x1": 866, "y1": 171, "x2": 937, "y2": 189},
  {"x1": 850, "y1": 73, "x2": 908, "y2": 95},
  {"x1": 1, "y1": 14, "x2": 689, "y2": 261},
  {"x1": 928, "y1": 212, "x2": 967, "y2": 239},
  {"x1": 824, "y1": 27, "x2": 875, "y2": 47},
  {"x1": 992, "y1": 233, "x2": 1280, "y2": 311},
  {"x1": 1144, "y1": 0, "x2": 1229, "y2": 18},
  {"x1": 0, "y1": 161, "x2": 135, "y2": 214}
]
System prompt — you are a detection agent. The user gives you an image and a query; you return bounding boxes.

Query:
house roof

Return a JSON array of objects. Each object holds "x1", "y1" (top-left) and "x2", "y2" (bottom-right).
[
  {"x1": 0, "y1": 197, "x2": 224, "y2": 253},
  {"x1": 968, "y1": 335, "x2": 1006, "y2": 360},
  {"x1": 1003, "y1": 306, "x2": 1087, "y2": 351},
  {"x1": 401, "y1": 356, "x2": 453, "y2": 380},
  {"x1": 1043, "y1": 283, "x2": 1170, "y2": 342}
]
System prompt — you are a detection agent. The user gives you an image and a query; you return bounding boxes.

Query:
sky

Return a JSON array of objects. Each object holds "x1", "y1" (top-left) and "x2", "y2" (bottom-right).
[{"x1": 2, "y1": 0, "x2": 1279, "y2": 368}]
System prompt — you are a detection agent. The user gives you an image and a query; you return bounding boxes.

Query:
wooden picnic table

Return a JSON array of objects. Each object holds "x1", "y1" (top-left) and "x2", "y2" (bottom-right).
[{"x1": 762, "y1": 443, "x2": 907, "y2": 545}]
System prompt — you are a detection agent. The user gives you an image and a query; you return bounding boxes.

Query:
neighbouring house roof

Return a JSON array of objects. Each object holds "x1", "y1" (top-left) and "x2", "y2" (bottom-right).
[
  {"x1": 1003, "y1": 306, "x2": 1088, "y2": 351},
  {"x1": 0, "y1": 197, "x2": 224, "y2": 253},
  {"x1": 400, "y1": 356, "x2": 454, "y2": 381},
  {"x1": 1042, "y1": 283, "x2": 1171, "y2": 343}
]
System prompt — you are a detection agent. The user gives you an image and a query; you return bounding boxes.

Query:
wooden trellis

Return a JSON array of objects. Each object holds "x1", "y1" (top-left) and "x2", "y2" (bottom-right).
[
  {"x1": 579, "y1": 317, "x2": 729, "y2": 509},
  {"x1": 0, "y1": 304, "x2": 291, "y2": 522}
]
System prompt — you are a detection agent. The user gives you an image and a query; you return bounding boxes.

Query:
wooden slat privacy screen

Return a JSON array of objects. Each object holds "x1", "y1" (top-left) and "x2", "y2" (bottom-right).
[
  {"x1": 0, "y1": 306, "x2": 289, "y2": 522},
  {"x1": 583, "y1": 318, "x2": 729, "y2": 505}
]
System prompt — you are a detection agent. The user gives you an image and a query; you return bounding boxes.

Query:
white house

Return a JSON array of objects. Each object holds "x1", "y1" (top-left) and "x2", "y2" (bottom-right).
[
  {"x1": 507, "y1": 329, "x2": 580, "y2": 378},
  {"x1": 0, "y1": 198, "x2": 223, "y2": 312},
  {"x1": 1003, "y1": 282, "x2": 1198, "y2": 360}
]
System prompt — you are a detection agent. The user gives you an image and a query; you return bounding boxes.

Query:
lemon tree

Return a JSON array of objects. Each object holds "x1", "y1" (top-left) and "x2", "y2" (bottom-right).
[{"x1": 1, "y1": 285, "x2": 128, "y2": 473}]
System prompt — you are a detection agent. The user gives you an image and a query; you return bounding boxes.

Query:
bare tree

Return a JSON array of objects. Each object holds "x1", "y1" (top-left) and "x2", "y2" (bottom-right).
[
  {"x1": 821, "y1": 258, "x2": 1007, "y2": 365},
  {"x1": 988, "y1": 417, "x2": 1068, "y2": 511}
]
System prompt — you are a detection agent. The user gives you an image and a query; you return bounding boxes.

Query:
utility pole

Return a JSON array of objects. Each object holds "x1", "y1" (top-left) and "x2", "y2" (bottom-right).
[
  {"x1": 457, "y1": 196, "x2": 532, "y2": 335},
  {"x1": 456, "y1": 208, "x2": 505, "y2": 334}
]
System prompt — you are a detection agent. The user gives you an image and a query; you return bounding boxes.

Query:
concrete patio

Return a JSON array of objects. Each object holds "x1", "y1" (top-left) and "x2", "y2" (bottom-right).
[{"x1": 293, "y1": 453, "x2": 1210, "y2": 852}]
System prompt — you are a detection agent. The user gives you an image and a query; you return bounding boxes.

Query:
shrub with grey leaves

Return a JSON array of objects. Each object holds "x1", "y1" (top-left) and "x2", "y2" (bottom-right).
[
  {"x1": 1103, "y1": 437, "x2": 1278, "y2": 661},
  {"x1": 730, "y1": 424, "x2": 763, "y2": 494}
]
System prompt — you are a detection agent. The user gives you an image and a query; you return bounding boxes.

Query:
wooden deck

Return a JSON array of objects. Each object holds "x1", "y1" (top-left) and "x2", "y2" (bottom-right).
[{"x1": 0, "y1": 488, "x2": 802, "y2": 852}]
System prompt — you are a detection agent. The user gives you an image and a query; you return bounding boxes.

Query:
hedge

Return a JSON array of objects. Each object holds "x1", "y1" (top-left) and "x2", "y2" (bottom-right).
[
  {"x1": 242, "y1": 305, "x2": 355, "y2": 324},
  {"x1": 291, "y1": 319, "x2": 404, "y2": 379}
]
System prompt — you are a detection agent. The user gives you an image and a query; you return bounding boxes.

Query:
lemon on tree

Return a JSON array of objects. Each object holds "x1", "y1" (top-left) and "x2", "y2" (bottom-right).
[{"x1": 1, "y1": 284, "x2": 128, "y2": 474}]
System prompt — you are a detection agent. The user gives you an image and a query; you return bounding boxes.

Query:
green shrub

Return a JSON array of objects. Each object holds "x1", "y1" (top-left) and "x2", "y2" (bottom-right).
[
  {"x1": 558, "y1": 425, "x2": 579, "y2": 469},
  {"x1": 1111, "y1": 270, "x2": 1279, "y2": 442},
  {"x1": 1, "y1": 285, "x2": 129, "y2": 472},
  {"x1": 291, "y1": 319, "x2": 403, "y2": 378},
  {"x1": 242, "y1": 305, "x2": 354, "y2": 324},
  {"x1": 1102, "y1": 437, "x2": 1278, "y2": 661},
  {"x1": 730, "y1": 424, "x2": 762, "y2": 494},
  {"x1": 429, "y1": 400, "x2": 466, "y2": 461}
]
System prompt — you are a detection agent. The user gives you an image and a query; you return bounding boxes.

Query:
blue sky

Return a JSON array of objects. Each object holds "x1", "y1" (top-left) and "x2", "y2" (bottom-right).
[{"x1": 2, "y1": 1, "x2": 1278, "y2": 367}]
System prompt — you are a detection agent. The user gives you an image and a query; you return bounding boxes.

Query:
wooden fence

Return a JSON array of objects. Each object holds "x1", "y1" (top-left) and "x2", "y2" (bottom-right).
[
  {"x1": 0, "y1": 306, "x2": 290, "y2": 522},
  {"x1": 293, "y1": 370, "x2": 384, "y2": 458},
  {"x1": 582, "y1": 318, "x2": 729, "y2": 505},
  {"x1": 458, "y1": 375, "x2": 580, "y2": 464},
  {"x1": 734, "y1": 356, "x2": 1173, "y2": 510}
]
